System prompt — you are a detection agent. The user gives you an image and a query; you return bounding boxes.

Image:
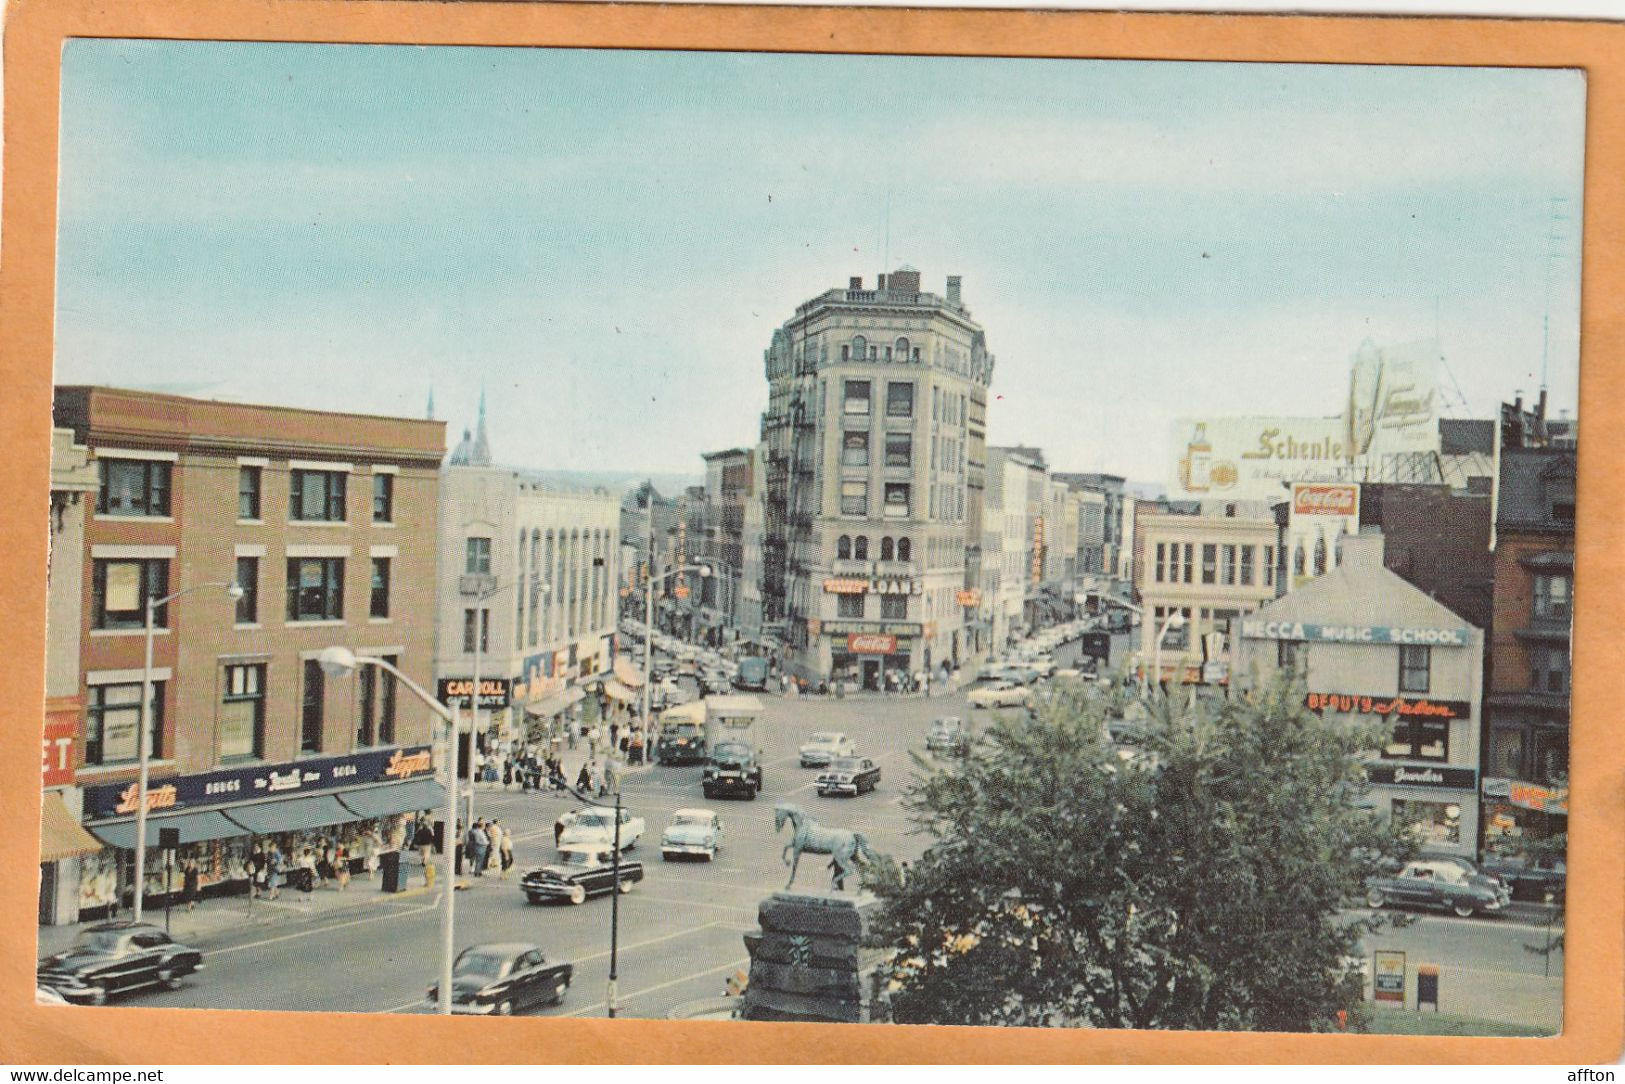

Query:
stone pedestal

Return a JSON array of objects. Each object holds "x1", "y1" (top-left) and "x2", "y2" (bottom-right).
[{"x1": 736, "y1": 891, "x2": 889, "y2": 1023}]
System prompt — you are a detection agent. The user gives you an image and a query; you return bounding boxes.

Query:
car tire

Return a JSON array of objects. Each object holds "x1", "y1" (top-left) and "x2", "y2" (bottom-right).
[
  {"x1": 497, "y1": 1000, "x2": 513, "y2": 1016},
  {"x1": 552, "y1": 982, "x2": 568, "y2": 1006},
  {"x1": 746, "y1": 788, "x2": 757, "y2": 801},
  {"x1": 569, "y1": 884, "x2": 586, "y2": 905},
  {"x1": 1452, "y1": 901, "x2": 1476, "y2": 919},
  {"x1": 1366, "y1": 888, "x2": 1386, "y2": 909}
]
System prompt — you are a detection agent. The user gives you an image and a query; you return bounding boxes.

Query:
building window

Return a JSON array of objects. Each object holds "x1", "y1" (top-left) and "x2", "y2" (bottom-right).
[
  {"x1": 854, "y1": 536, "x2": 869, "y2": 560},
  {"x1": 238, "y1": 466, "x2": 261, "y2": 520},
  {"x1": 1277, "y1": 640, "x2": 1300, "y2": 671},
  {"x1": 843, "y1": 380, "x2": 871, "y2": 415},
  {"x1": 1221, "y1": 544, "x2": 1237, "y2": 586},
  {"x1": 289, "y1": 469, "x2": 347, "y2": 522},
  {"x1": 463, "y1": 607, "x2": 490, "y2": 654},
  {"x1": 843, "y1": 431, "x2": 869, "y2": 467},
  {"x1": 895, "y1": 337, "x2": 910, "y2": 359},
  {"x1": 837, "y1": 535, "x2": 852, "y2": 559},
  {"x1": 1202, "y1": 544, "x2": 1218, "y2": 584},
  {"x1": 1391, "y1": 799, "x2": 1461, "y2": 846},
  {"x1": 1533, "y1": 574, "x2": 1571, "y2": 621},
  {"x1": 883, "y1": 483, "x2": 910, "y2": 518},
  {"x1": 235, "y1": 556, "x2": 259, "y2": 624},
  {"x1": 837, "y1": 593, "x2": 864, "y2": 618},
  {"x1": 372, "y1": 474, "x2": 394, "y2": 523},
  {"x1": 880, "y1": 537, "x2": 894, "y2": 561},
  {"x1": 85, "y1": 682, "x2": 163, "y2": 765},
  {"x1": 370, "y1": 557, "x2": 391, "y2": 618},
  {"x1": 1182, "y1": 543, "x2": 1194, "y2": 584},
  {"x1": 886, "y1": 382, "x2": 915, "y2": 418},
  {"x1": 841, "y1": 481, "x2": 868, "y2": 517},
  {"x1": 882, "y1": 594, "x2": 908, "y2": 619},
  {"x1": 850, "y1": 335, "x2": 867, "y2": 360},
  {"x1": 897, "y1": 537, "x2": 911, "y2": 562},
  {"x1": 466, "y1": 537, "x2": 492, "y2": 575},
  {"x1": 1239, "y1": 546, "x2": 1255, "y2": 586},
  {"x1": 1383, "y1": 712, "x2": 1448, "y2": 761},
  {"x1": 358, "y1": 660, "x2": 397, "y2": 748},
  {"x1": 220, "y1": 664, "x2": 265, "y2": 761},
  {"x1": 885, "y1": 433, "x2": 911, "y2": 468},
  {"x1": 301, "y1": 659, "x2": 324, "y2": 753},
  {"x1": 1155, "y1": 543, "x2": 1167, "y2": 583},
  {"x1": 1264, "y1": 546, "x2": 1276, "y2": 587},
  {"x1": 92, "y1": 558, "x2": 169, "y2": 630},
  {"x1": 286, "y1": 557, "x2": 344, "y2": 621},
  {"x1": 378, "y1": 655, "x2": 398, "y2": 745},
  {"x1": 97, "y1": 459, "x2": 171, "y2": 517},
  {"x1": 1398, "y1": 644, "x2": 1431, "y2": 694},
  {"x1": 1530, "y1": 644, "x2": 1570, "y2": 695}
]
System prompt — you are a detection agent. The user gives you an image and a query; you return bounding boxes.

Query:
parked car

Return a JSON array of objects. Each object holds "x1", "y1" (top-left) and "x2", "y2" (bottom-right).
[
  {"x1": 425, "y1": 943, "x2": 573, "y2": 1015},
  {"x1": 703, "y1": 740, "x2": 763, "y2": 800},
  {"x1": 37, "y1": 922, "x2": 205, "y2": 1005},
  {"x1": 1365, "y1": 859, "x2": 1511, "y2": 918},
  {"x1": 968, "y1": 682, "x2": 1032, "y2": 709},
  {"x1": 522, "y1": 848, "x2": 645, "y2": 905},
  {"x1": 661, "y1": 808, "x2": 724, "y2": 861},
  {"x1": 817, "y1": 756, "x2": 881, "y2": 797},
  {"x1": 557, "y1": 807, "x2": 644, "y2": 852},
  {"x1": 799, "y1": 731, "x2": 856, "y2": 767},
  {"x1": 925, "y1": 717, "x2": 969, "y2": 756},
  {"x1": 1479, "y1": 852, "x2": 1567, "y2": 903}
]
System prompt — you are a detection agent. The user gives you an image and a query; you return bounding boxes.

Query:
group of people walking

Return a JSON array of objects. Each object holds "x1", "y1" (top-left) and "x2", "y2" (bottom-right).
[
  {"x1": 244, "y1": 828, "x2": 386, "y2": 903},
  {"x1": 461, "y1": 818, "x2": 515, "y2": 878}
]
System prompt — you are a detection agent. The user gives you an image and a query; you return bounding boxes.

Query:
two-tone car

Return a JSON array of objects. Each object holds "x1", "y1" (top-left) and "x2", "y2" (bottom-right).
[
  {"x1": 1365, "y1": 859, "x2": 1512, "y2": 918},
  {"x1": 967, "y1": 681, "x2": 1031, "y2": 709},
  {"x1": 557, "y1": 807, "x2": 644, "y2": 852},
  {"x1": 925, "y1": 717, "x2": 969, "y2": 757},
  {"x1": 425, "y1": 943, "x2": 573, "y2": 1015},
  {"x1": 522, "y1": 848, "x2": 645, "y2": 905},
  {"x1": 37, "y1": 922, "x2": 204, "y2": 1005},
  {"x1": 798, "y1": 731, "x2": 856, "y2": 767},
  {"x1": 661, "y1": 808, "x2": 724, "y2": 861},
  {"x1": 816, "y1": 756, "x2": 881, "y2": 797}
]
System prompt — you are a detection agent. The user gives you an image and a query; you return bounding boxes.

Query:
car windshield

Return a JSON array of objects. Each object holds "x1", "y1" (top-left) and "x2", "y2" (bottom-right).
[
  {"x1": 666, "y1": 723, "x2": 700, "y2": 737},
  {"x1": 808, "y1": 733, "x2": 841, "y2": 746},
  {"x1": 557, "y1": 851, "x2": 603, "y2": 867},
  {"x1": 713, "y1": 744, "x2": 751, "y2": 764},
  {"x1": 828, "y1": 758, "x2": 862, "y2": 772},
  {"x1": 73, "y1": 929, "x2": 130, "y2": 953},
  {"x1": 452, "y1": 952, "x2": 510, "y2": 979},
  {"x1": 572, "y1": 813, "x2": 612, "y2": 830},
  {"x1": 673, "y1": 813, "x2": 711, "y2": 827}
]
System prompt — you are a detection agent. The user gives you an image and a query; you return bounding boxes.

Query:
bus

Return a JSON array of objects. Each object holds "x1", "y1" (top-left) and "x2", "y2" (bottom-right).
[{"x1": 735, "y1": 656, "x2": 769, "y2": 691}]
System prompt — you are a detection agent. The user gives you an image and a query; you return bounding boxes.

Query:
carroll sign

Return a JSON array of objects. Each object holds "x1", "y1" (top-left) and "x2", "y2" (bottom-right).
[
  {"x1": 436, "y1": 677, "x2": 512, "y2": 710},
  {"x1": 1241, "y1": 620, "x2": 1469, "y2": 647},
  {"x1": 1305, "y1": 692, "x2": 1469, "y2": 720},
  {"x1": 83, "y1": 745, "x2": 435, "y2": 820}
]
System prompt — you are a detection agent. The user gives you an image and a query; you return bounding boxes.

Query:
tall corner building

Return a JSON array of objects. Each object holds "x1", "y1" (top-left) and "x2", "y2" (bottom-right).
[{"x1": 758, "y1": 268, "x2": 994, "y2": 688}]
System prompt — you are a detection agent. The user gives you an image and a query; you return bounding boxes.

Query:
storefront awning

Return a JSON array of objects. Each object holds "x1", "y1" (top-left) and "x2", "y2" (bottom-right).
[
  {"x1": 225, "y1": 794, "x2": 359, "y2": 836},
  {"x1": 603, "y1": 680, "x2": 637, "y2": 703},
  {"x1": 89, "y1": 809, "x2": 246, "y2": 849},
  {"x1": 613, "y1": 658, "x2": 646, "y2": 688},
  {"x1": 337, "y1": 779, "x2": 447, "y2": 820},
  {"x1": 527, "y1": 685, "x2": 586, "y2": 718},
  {"x1": 41, "y1": 792, "x2": 103, "y2": 861}
]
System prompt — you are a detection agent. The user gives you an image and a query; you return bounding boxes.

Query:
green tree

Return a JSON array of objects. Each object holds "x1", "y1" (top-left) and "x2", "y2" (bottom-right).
[{"x1": 867, "y1": 672, "x2": 1415, "y2": 1031}]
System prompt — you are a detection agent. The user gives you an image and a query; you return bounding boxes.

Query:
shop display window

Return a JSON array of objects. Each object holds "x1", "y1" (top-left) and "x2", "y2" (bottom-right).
[{"x1": 1391, "y1": 798, "x2": 1462, "y2": 845}]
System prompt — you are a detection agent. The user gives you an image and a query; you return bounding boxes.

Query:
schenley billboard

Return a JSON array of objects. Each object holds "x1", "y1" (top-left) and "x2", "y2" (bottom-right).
[{"x1": 1241, "y1": 620, "x2": 1470, "y2": 647}]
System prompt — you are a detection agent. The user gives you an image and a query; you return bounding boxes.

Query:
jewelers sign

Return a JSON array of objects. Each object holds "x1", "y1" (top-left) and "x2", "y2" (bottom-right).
[{"x1": 1241, "y1": 620, "x2": 1470, "y2": 647}]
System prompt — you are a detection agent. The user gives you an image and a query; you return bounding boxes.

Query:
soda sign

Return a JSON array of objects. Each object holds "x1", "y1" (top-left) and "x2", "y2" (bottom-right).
[
  {"x1": 847, "y1": 634, "x2": 898, "y2": 655},
  {"x1": 1293, "y1": 483, "x2": 1359, "y2": 517}
]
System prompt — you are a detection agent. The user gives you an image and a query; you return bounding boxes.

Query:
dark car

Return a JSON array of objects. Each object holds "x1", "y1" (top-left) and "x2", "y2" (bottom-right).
[
  {"x1": 816, "y1": 756, "x2": 881, "y2": 797},
  {"x1": 656, "y1": 721, "x2": 707, "y2": 765},
  {"x1": 1479, "y1": 852, "x2": 1567, "y2": 903},
  {"x1": 522, "y1": 847, "x2": 645, "y2": 905},
  {"x1": 1365, "y1": 859, "x2": 1512, "y2": 918},
  {"x1": 37, "y1": 922, "x2": 204, "y2": 1005},
  {"x1": 925, "y1": 717, "x2": 968, "y2": 757},
  {"x1": 702, "y1": 740, "x2": 762, "y2": 800},
  {"x1": 425, "y1": 943, "x2": 572, "y2": 1015}
]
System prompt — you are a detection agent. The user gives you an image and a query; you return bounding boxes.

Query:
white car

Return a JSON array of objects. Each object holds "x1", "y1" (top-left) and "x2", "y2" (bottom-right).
[
  {"x1": 967, "y1": 682, "x2": 1031, "y2": 709},
  {"x1": 661, "y1": 808, "x2": 724, "y2": 861},
  {"x1": 1016, "y1": 655, "x2": 1057, "y2": 677},
  {"x1": 799, "y1": 731, "x2": 856, "y2": 767},
  {"x1": 557, "y1": 808, "x2": 644, "y2": 853}
]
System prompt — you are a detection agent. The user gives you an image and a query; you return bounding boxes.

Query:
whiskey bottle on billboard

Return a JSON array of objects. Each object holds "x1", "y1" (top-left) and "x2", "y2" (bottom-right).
[{"x1": 1186, "y1": 423, "x2": 1212, "y2": 492}]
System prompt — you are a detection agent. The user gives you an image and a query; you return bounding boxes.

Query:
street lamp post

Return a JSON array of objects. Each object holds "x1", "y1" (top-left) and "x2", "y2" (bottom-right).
[
  {"x1": 552, "y1": 775, "x2": 625, "y2": 1017},
  {"x1": 462, "y1": 577, "x2": 547, "y2": 845},
  {"x1": 132, "y1": 579, "x2": 243, "y2": 923},
  {"x1": 318, "y1": 647, "x2": 460, "y2": 1015},
  {"x1": 1151, "y1": 610, "x2": 1187, "y2": 695}
]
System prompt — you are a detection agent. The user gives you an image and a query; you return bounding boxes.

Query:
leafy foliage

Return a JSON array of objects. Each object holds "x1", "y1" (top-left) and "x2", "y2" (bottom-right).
[{"x1": 867, "y1": 672, "x2": 1415, "y2": 1031}]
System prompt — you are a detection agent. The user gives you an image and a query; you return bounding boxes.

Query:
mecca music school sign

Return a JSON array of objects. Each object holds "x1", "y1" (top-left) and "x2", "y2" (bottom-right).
[{"x1": 1240, "y1": 620, "x2": 1471, "y2": 647}]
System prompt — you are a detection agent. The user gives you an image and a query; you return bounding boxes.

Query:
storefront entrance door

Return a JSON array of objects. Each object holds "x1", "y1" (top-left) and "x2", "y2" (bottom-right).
[{"x1": 862, "y1": 660, "x2": 881, "y2": 691}]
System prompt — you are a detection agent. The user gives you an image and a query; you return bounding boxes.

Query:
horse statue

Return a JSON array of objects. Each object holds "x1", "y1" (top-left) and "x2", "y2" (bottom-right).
[{"x1": 774, "y1": 802, "x2": 879, "y2": 892}]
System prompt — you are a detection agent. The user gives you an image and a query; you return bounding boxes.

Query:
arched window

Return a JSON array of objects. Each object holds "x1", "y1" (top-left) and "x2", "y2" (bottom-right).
[
  {"x1": 897, "y1": 537, "x2": 911, "y2": 562},
  {"x1": 837, "y1": 535, "x2": 852, "y2": 559},
  {"x1": 854, "y1": 536, "x2": 869, "y2": 561},
  {"x1": 895, "y1": 337, "x2": 910, "y2": 361},
  {"x1": 528, "y1": 529, "x2": 541, "y2": 647},
  {"x1": 850, "y1": 335, "x2": 867, "y2": 360},
  {"x1": 880, "y1": 537, "x2": 894, "y2": 561}
]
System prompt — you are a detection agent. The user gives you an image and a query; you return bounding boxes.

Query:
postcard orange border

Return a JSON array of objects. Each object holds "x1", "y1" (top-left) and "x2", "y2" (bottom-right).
[{"x1": 3, "y1": 0, "x2": 1621, "y2": 1065}]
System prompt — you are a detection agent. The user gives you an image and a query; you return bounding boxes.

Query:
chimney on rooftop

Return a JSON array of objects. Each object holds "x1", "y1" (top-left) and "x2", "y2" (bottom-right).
[
  {"x1": 849, "y1": 276, "x2": 863, "y2": 290},
  {"x1": 877, "y1": 273, "x2": 888, "y2": 290},
  {"x1": 946, "y1": 275, "x2": 962, "y2": 304},
  {"x1": 889, "y1": 268, "x2": 921, "y2": 293}
]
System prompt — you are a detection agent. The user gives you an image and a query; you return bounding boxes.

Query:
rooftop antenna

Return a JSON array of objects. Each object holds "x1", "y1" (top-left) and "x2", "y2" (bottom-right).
[
  {"x1": 1541, "y1": 195, "x2": 1572, "y2": 395},
  {"x1": 883, "y1": 187, "x2": 892, "y2": 276}
]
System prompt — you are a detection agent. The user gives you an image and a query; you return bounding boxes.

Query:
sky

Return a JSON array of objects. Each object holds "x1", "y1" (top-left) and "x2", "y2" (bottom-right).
[{"x1": 54, "y1": 41, "x2": 1585, "y2": 485}]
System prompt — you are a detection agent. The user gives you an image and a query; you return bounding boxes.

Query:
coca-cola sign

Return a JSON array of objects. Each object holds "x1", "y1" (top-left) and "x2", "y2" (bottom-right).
[
  {"x1": 847, "y1": 634, "x2": 898, "y2": 655},
  {"x1": 1293, "y1": 483, "x2": 1360, "y2": 517}
]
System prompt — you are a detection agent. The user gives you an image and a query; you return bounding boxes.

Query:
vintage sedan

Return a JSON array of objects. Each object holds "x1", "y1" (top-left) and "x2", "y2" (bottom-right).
[
  {"x1": 558, "y1": 807, "x2": 644, "y2": 852},
  {"x1": 425, "y1": 943, "x2": 573, "y2": 1015},
  {"x1": 967, "y1": 681, "x2": 1032, "y2": 709},
  {"x1": 925, "y1": 717, "x2": 969, "y2": 756},
  {"x1": 799, "y1": 731, "x2": 856, "y2": 767},
  {"x1": 522, "y1": 848, "x2": 645, "y2": 905},
  {"x1": 661, "y1": 808, "x2": 724, "y2": 861},
  {"x1": 1365, "y1": 859, "x2": 1512, "y2": 918},
  {"x1": 817, "y1": 756, "x2": 881, "y2": 797},
  {"x1": 37, "y1": 922, "x2": 204, "y2": 1005}
]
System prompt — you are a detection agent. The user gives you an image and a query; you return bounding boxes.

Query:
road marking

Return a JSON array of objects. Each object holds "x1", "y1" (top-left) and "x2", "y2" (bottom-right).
[
  {"x1": 634, "y1": 893, "x2": 757, "y2": 915},
  {"x1": 563, "y1": 958, "x2": 751, "y2": 1017},
  {"x1": 212, "y1": 898, "x2": 442, "y2": 956},
  {"x1": 785, "y1": 781, "x2": 817, "y2": 794},
  {"x1": 569, "y1": 923, "x2": 726, "y2": 965}
]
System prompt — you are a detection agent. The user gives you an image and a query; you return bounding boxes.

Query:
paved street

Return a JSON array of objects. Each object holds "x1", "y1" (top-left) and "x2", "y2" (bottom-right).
[{"x1": 59, "y1": 649, "x2": 1559, "y2": 1031}]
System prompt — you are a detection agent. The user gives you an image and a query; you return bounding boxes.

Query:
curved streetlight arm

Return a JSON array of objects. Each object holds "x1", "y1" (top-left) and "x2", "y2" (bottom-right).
[{"x1": 353, "y1": 653, "x2": 458, "y2": 725}]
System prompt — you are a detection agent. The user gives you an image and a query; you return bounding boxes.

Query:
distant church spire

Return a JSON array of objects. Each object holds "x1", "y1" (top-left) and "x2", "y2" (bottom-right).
[
  {"x1": 426, "y1": 383, "x2": 436, "y2": 420},
  {"x1": 471, "y1": 382, "x2": 492, "y2": 466}
]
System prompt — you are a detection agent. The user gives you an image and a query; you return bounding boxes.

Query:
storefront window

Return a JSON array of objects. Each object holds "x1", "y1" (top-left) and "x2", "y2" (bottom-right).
[
  {"x1": 221, "y1": 664, "x2": 265, "y2": 761},
  {"x1": 1391, "y1": 798, "x2": 1461, "y2": 845}
]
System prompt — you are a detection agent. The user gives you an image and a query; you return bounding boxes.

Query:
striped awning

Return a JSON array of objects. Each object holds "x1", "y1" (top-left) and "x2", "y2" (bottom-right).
[{"x1": 40, "y1": 792, "x2": 102, "y2": 862}]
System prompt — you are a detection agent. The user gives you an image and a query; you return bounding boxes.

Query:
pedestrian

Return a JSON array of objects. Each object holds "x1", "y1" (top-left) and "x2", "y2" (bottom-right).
[
  {"x1": 602, "y1": 758, "x2": 618, "y2": 798},
  {"x1": 484, "y1": 822, "x2": 502, "y2": 876},
  {"x1": 629, "y1": 730, "x2": 644, "y2": 765},
  {"x1": 467, "y1": 821, "x2": 489, "y2": 878},
  {"x1": 182, "y1": 856, "x2": 201, "y2": 913},
  {"x1": 554, "y1": 814, "x2": 566, "y2": 849},
  {"x1": 609, "y1": 721, "x2": 620, "y2": 750},
  {"x1": 413, "y1": 815, "x2": 435, "y2": 870},
  {"x1": 619, "y1": 731, "x2": 631, "y2": 759},
  {"x1": 502, "y1": 758, "x2": 513, "y2": 791},
  {"x1": 576, "y1": 760, "x2": 592, "y2": 793},
  {"x1": 265, "y1": 845, "x2": 284, "y2": 901},
  {"x1": 297, "y1": 847, "x2": 317, "y2": 902},
  {"x1": 249, "y1": 843, "x2": 265, "y2": 899},
  {"x1": 336, "y1": 845, "x2": 352, "y2": 891},
  {"x1": 365, "y1": 827, "x2": 382, "y2": 882},
  {"x1": 496, "y1": 821, "x2": 514, "y2": 878}
]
